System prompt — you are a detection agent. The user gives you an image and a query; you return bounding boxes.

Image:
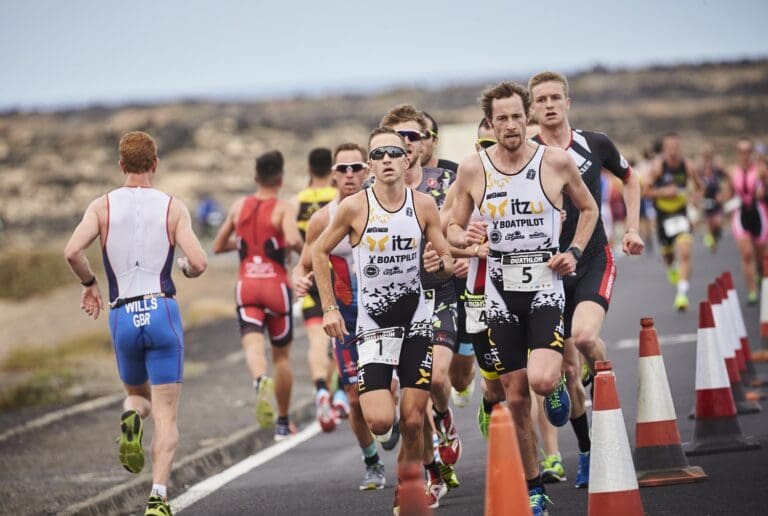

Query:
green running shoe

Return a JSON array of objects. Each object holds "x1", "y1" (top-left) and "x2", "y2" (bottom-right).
[
  {"x1": 748, "y1": 291, "x2": 759, "y2": 306},
  {"x1": 118, "y1": 410, "x2": 144, "y2": 474},
  {"x1": 540, "y1": 452, "x2": 567, "y2": 483},
  {"x1": 145, "y1": 494, "x2": 172, "y2": 516},
  {"x1": 438, "y1": 461, "x2": 460, "y2": 490},
  {"x1": 666, "y1": 267, "x2": 680, "y2": 286},
  {"x1": 255, "y1": 376, "x2": 276, "y2": 428},
  {"x1": 673, "y1": 292, "x2": 689, "y2": 312},
  {"x1": 477, "y1": 401, "x2": 491, "y2": 439}
]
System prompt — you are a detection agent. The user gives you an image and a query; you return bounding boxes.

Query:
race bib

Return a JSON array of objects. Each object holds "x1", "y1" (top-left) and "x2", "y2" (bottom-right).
[
  {"x1": 423, "y1": 289, "x2": 436, "y2": 315},
  {"x1": 357, "y1": 326, "x2": 405, "y2": 367},
  {"x1": 464, "y1": 292, "x2": 487, "y2": 334},
  {"x1": 662, "y1": 215, "x2": 691, "y2": 237},
  {"x1": 501, "y1": 251, "x2": 554, "y2": 292}
]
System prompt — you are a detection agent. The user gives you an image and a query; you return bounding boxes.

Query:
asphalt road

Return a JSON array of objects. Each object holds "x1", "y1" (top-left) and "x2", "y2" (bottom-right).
[{"x1": 177, "y1": 233, "x2": 768, "y2": 516}]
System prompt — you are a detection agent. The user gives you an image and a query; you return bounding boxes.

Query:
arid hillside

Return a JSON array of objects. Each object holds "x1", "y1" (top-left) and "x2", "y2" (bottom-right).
[{"x1": 1, "y1": 58, "x2": 766, "y2": 246}]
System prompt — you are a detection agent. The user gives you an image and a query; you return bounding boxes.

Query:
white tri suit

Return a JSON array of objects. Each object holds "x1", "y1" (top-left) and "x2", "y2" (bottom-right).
[
  {"x1": 104, "y1": 187, "x2": 184, "y2": 386},
  {"x1": 353, "y1": 187, "x2": 433, "y2": 393},
  {"x1": 479, "y1": 145, "x2": 566, "y2": 374}
]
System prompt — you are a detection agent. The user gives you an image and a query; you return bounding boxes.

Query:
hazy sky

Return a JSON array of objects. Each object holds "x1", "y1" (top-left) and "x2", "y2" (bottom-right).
[{"x1": 1, "y1": 0, "x2": 766, "y2": 110}]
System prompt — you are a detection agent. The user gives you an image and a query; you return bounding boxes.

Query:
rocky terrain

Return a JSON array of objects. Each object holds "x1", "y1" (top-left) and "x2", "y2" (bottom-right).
[{"x1": 1, "y1": 58, "x2": 767, "y2": 246}]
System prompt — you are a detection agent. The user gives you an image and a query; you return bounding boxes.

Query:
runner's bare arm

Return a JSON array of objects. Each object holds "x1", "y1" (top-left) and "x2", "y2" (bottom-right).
[
  {"x1": 293, "y1": 207, "x2": 328, "y2": 297},
  {"x1": 280, "y1": 200, "x2": 303, "y2": 253},
  {"x1": 212, "y1": 198, "x2": 243, "y2": 253},
  {"x1": 313, "y1": 197, "x2": 359, "y2": 339},
  {"x1": 621, "y1": 170, "x2": 645, "y2": 255},
  {"x1": 64, "y1": 197, "x2": 105, "y2": 319},
  {"x1": 447, "y1": 155, "x2": 484, "y2": 247},
  {"x1": 172, "y1": 199, "x2": 207, "y2": 278},
  {"x1": 417, "y1": 193, "x2": 454, "y2": 280}
]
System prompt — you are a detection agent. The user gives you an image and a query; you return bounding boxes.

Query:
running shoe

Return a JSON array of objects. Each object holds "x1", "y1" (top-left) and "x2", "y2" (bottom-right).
[
  {"x1": 477, "y1": 401, "x2": 491, "y2": 439},
  {"x1": 438, "y1": 461, "x2": 460, "y2": 490},
  {"x1": 543, "y1": 374, "x2": 571, "y2": 427},
  {"x1": 673, "y1": 292, "x2": 689, "y2": 312},
  {"x1": 274, "y1": 421, "x2": 297, "y2": 442},
  {"x1": 315, "y1": 389, "x2": 337, "y2": 433},
  {"x1": 145, "y1": 494, "x2": 172, "y2": 516},
  {"x1": 381, "y1": 419, "x2": 400, "y2": 451},
  {"x1": 332, "y1": 389, "x2": 350, "y2": 419},
  {"x1": 255, "y1": 377, "x2": 276, "y2": 429},
  {"x1": 748, "y1": 291, "x2": 759, "y2": 306},
  {"x1": 575, "y1": 451, "x2": 590, "y2": 488},
  {"x1": 540, "y1": 453, "x2": 567, "y2": 483},
  {"x1": 434, "y1": 408, "x2": 462, "y2": 465},
  {"x1": 426, "y1": 470, "x2": 448, "y2": 509},
  {"x1": 581, "y1": 363, "x2": 593, "y2": 388},
  {"x1": 117, "y1": 409, "x2": 144, "y2": 474},
  {"x1": 450, "y1": 380, "x2": 475, "y2": 408},
  {"x1": 359, "y1": 462, "x2": 386, "y2": 491},
  {"x1": 529, "y1": 486, "x2": 552, "y2": 516},
  {"x1": 666, "y1": 267, "x2": 680, "y2": 286},
  {"x1": 703, "y1": 232, "x2": 716, "y2": 251}
]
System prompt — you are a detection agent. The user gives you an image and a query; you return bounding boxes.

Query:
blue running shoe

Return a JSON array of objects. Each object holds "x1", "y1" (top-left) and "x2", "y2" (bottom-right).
[
  {"x1": 575, "y1": 451, "x2": 590, "y2": 488},
  {"x1": 543, "y1": 374, "x2": 571, "y2": 427},
  {"x1": 529, "y1": 486, "x2": 552, "y2": 516}
]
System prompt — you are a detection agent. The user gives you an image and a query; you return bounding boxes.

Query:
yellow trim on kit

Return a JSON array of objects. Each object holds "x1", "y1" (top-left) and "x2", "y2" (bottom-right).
[
  {"x1": 480, "y1": 368, "x2": 500, "y2": 381},
  {"x1": 655, "y1": 194, "x2": 687, "y2": 214}
]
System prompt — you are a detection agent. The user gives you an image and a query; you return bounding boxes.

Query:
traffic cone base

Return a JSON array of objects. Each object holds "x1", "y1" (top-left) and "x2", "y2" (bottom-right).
[
  {"x1": 732, "y1": 381, "x2": 762, "y2": 414},
  {"x1": 683, "y1": 417, "x2": 761, "y2": 456}
]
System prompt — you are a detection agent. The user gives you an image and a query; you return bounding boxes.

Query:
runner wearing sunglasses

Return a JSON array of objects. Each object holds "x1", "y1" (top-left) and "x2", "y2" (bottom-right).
[
  {"x1": 528, "y1": 71, "x2": 645, "y2": 489},
  {"x1": 313, "y1": 127, "x2": 455, "y2": 513},
  {"x1": 448, "y1": 81, "x2": 598, "y2": 515},
  {"x1": 379, "y1": 105, "x2": 463, "y2": 500}
]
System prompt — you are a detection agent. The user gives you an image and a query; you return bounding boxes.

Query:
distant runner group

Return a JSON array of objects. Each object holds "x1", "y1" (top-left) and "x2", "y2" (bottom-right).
[{"x1": 64, "y1": 69, "x2": 766, "y2": 516}]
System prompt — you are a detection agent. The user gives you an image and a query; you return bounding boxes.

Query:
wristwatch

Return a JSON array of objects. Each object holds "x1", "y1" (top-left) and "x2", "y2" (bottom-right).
[{"x1": 566, "y1": 246, "x2": 583, "y2": 262}]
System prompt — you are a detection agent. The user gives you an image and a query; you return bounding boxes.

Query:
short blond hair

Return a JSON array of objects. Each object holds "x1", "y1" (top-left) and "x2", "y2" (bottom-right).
[
  {"x1": 380, "y1": 104, "x2": 427, "y2": 132},
  {"x1": 119, "y1": 131, "x2": 157, "y2": 173},
  {"x1": 528, "y1": 71, "x2": 569, "y2": 98}
]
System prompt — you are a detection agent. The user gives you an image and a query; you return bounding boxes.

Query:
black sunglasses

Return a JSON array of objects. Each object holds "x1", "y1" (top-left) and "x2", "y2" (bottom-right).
[
  {"x1": 397, "y1": 130, "x2": 423, "y2": 142},
  {"x1": 477, "y1": 138, "x2": 497, "y2": 149},
  {"x1": 333, "y1": 162, "x2": 368, "y2": 173},
  {"x1": 369, "y1": 146, "x2": 407, "y2": 160}
]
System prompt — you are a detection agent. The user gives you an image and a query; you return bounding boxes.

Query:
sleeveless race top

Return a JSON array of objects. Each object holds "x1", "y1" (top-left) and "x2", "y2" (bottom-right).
[
  {"x1": 236, "y1": 196, "x2": 287, "y2": 280},
  {"x1": 328, "y1": 198, "x2": 356, "y2": 310},
  {"x1": 653, "y1": 160, "x2": 688, "y2": 213},
  {"x1": 297, "y1": 185, "x2": 338, "y2": 238},
  {"x1": 479, "y1": 145, "x2": 562, "y2": 290},
  {"x1": 733, "y1": 164, "x2": 761, "y2": 208},
  {"x1": 354, "y1": 188, "x2": 431, "y2": 334},
  {"x1": 103, "y1": 187, "x2": 175, "y2": 304}
]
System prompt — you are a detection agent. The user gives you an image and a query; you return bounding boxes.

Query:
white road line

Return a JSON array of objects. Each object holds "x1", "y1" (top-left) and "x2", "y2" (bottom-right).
[
  {"x1": 171, "y1": 422, "x2": 322, "y2": 513},
  {"x1": 0, "y1": 392, "x2": 123, "y2": 444},
  {"x1": 615, "y1": 332, "x2": 697, "y2": 350}
]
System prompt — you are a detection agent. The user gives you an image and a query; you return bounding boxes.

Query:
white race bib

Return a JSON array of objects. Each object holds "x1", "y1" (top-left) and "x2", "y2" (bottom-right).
[
  {"x1": 662, "y1": 215, "x2": 690, "y2": 237},
  {"x1": 357, "y1": 326, "x2": 405, "y2": 367},
  {"x1": 423, "y1": 289, "x2": 436, "y2": 315},
  {"x1": 464, "y1": 292, "x2": 487, "y2": 334},
  {"x1": 501, "y1": 251, "x2": 554, "y2": 292}
]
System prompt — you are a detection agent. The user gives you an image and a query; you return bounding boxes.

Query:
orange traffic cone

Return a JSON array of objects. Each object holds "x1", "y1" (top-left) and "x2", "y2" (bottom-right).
[
  {"x1": 715, "y1": 278, "x2": 747, "y2": 374},
  {"x1": 396, "y1": 462, "x2": 432, "y2": 516},
  {"x1": 756, "y1": 255, "x2": 768, "y2": 362},
  {"x1": 683, "y1": 302, "x2": 761, "y2": 456},
  {"x1": 484, "y1": 405, "x2": 531, "y2": 516},
  {"x1": 721, "y1": 271, "x2": 767, "y2": 388},
  {"x1": 588, "y1": 361, "x2": 644, "y2": 516},
  {"x1": 709, "y1": 283, "x2": 761, "y2": 414},
  {"x1": 634, "y1": 318, "x2": 707, "y2": 486}
]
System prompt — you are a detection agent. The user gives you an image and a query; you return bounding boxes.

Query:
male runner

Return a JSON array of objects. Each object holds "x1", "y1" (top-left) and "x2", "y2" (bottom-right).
[
  {"x1": 728, "y1": 138, "x2": 767, "y2": 304},
  {"x1": 380, "y1": 105, "x2": 461, "y2": 498},
  {"x1": 421, "y1": 111, "x2": 459, "y2": 172},
  {"x1": 644, "y1": 132, "x2": 701, "y2": 311},
  {"x1": 448, "y1": 81, "x2": 598, "y2": 514},
  {"x1": 293, "y1": 142, "x2": 388, "y2": 490},
  {"x1": 64, "y1": 131, "x2": 207, "y2": 516},
  {"x1": 314, "y1": 127, "x2": 455, "y2": 512},
  {"x1": 697, "y1": 143, "x2": 727, "y2": 252},
  {"x1": 213, "y1": 150, "x2": 303, "y2": 441},
  {"x1": 294, "y1": 148, "x2": 341, "y2": 417},
  {"x1": 528, "y1": 70, "x2": 645, "y2": 488}
]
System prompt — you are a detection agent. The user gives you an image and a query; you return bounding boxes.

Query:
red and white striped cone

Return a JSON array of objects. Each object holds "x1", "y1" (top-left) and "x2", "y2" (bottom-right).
[
  {"x1": 588, "y1": 360, "x2": 644, "y2": 516},
  {"x1": 709, "y1": 283, "x2": 761, "y2": 414},
  {"x1": 756, "y1": 255, "x2": 768, "y2": 362},
  {"x1": 683, "y1": 302, "x2": 761, "y2": 456},
  {"x1": 634, "y1": 318, "x2": 707, "y2": 486},
  {"x1": 716, "y1": 277, "x2": 747, "y2": 374},
  {"x1": 722, "y1": 271, "x2": 767, "y2": 387}
]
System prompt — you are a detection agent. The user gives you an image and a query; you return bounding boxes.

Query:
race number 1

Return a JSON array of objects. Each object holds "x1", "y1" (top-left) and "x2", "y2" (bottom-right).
[{"x1": 357, "y1": 326, "x2": 405, "y2": 367}]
